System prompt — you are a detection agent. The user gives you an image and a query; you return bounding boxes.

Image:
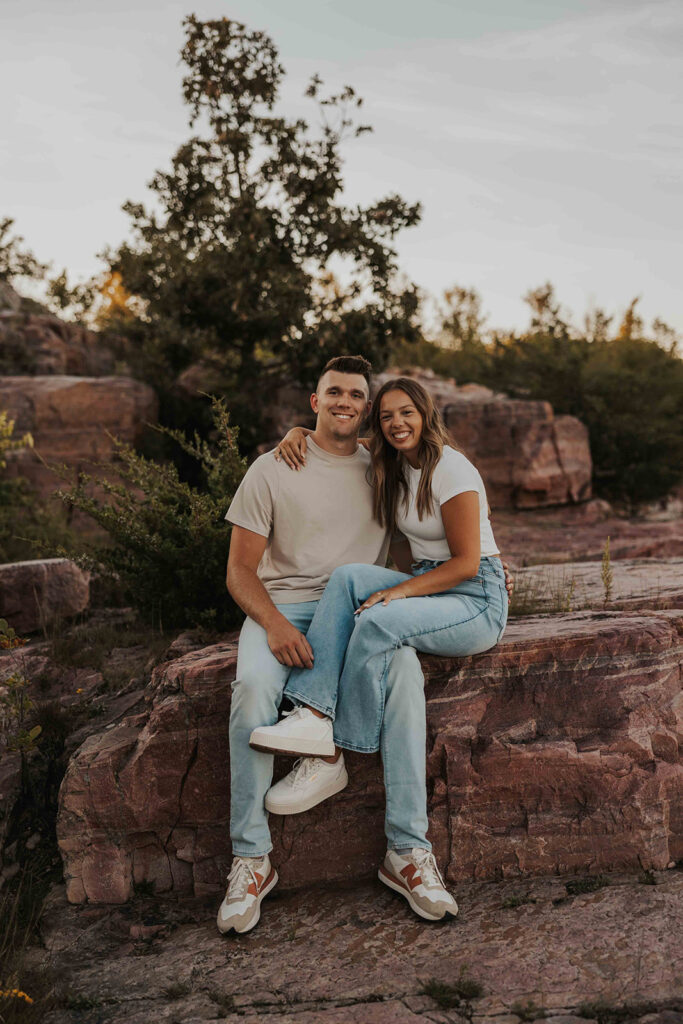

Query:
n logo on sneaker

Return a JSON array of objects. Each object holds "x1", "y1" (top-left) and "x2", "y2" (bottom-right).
[
  {"x1": 400, "y1": 864, "x2": 422, "y2": 890},
  {"x1": 247, "y1": 871, "x2": 264, "y2": 896},
  {"x1": 247, "y1": 868, "x2": 276, "y2": 897}
]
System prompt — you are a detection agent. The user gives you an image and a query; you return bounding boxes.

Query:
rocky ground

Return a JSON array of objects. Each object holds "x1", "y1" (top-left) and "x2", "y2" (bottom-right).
[
  {"x1": 493, "y1": 504, "x2": 683, "y2": 566},
  {"x1": 515, "y1": 557, "x2": 683, "y2": 612},
  {"x1": 2, "y1": 559, "x2": 682, "y2": 1023},
  {"x1": 31, "y1": 867, "x2": 683, "y2": 1024}
]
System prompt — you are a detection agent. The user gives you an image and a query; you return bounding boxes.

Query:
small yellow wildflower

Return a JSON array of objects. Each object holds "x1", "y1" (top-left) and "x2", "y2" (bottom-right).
[
  {"x1": 76, "y1": 687, "x2": 83, "y2": 694},
  {"x1": 0, "y1": 987, "x2": 34, "y2": 1004}
]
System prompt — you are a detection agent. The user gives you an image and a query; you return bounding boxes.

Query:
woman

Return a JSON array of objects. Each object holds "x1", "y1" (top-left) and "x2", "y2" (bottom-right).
[{"x1": 250, "y1": 377, "x2": 508, "y2": 920}]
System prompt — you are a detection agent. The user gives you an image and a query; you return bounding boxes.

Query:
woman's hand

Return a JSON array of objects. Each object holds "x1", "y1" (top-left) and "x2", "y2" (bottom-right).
[
  {"x1": 502, "y1": 561, "x2": 514, "y2": 598},
  {"x1": 355, "y1": 586, "x2": 409, "y2": 614},
  {"x1": 274, "y1": 427, "x2": 310, "y2": 470}
]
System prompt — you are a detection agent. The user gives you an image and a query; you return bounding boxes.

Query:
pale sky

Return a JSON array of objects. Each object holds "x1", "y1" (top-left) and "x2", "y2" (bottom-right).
[{"x1": 2, "y1": 0, "x2": 682, "y2": 335}]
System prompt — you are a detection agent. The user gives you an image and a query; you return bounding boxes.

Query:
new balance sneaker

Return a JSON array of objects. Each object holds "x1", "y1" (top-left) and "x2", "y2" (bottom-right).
[
  {"x1": 265, "y1": 754, "x2": 348, "y2": 815},
  {"x1": 378, "y1": 848, "x2": 458, "y2": 921},
  {"x1": 216, "y1": 855, "x2": 278, "y2": 934},
  {"x1": 249, "y1": 707, "x2": 335, "y2": 757}
]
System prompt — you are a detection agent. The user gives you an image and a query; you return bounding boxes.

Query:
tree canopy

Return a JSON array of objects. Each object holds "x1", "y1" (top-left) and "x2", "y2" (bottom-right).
[{"x1": 103, "y1": 16, "x2": 421, "y2": 446}]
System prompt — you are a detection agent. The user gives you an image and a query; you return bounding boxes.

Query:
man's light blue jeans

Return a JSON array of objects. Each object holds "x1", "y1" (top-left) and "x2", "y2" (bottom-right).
[
  {"x1": 229, "y1": 600, "x2": 430, "y2": 858},
  {"x1": 285, "y1": 557, "x2": 508, "y2": 752}
]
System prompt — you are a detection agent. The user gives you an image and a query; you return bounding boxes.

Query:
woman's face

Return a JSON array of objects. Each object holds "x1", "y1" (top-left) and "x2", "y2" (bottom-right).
[{"x1": 378, "y1": 389, "x2": 424, "y2": 459}]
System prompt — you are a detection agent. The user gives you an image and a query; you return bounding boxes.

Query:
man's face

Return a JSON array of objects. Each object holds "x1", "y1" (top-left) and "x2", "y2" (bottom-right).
[{"x1": 311, "y1": 370, "x2": 371, "y2": 440}]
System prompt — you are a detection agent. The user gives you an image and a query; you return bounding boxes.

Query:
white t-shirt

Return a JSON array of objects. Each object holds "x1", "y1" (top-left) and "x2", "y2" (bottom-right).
[{"x1": 396, "y1": 446, "x2": 499, "y2": 561}]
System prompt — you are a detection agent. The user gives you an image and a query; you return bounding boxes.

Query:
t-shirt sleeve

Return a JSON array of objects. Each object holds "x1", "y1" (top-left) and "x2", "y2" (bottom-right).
[
  {"x1": 435, "y1": 453, "x2": 482, "y2": 505},
  {"x1": 224, "y1": 458, "x2": 276, "y2": 538}
]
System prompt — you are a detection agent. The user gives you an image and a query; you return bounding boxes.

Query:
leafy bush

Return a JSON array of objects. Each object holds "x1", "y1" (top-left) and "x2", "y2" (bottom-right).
[
  {"x1": 0, "y1": 412, "x2": 34, "y2": 562},
  {"x1": 56, "y1": 397, "x2": 246, "y2": 630},
  {"x1": 397, "y1": 286, "x2": 683, "y2": 508},
  {"x1": 0, "y1": 410, "x2": 88, "y2": 564},
  {"x1": 478, "y1": 332, "x2": 683, "y2": 507}
]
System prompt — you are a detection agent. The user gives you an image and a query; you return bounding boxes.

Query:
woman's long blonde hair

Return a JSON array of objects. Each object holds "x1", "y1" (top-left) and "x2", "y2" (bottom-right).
[{"x1": 369, "y1": 377, "x2": 456, "y2": 531}]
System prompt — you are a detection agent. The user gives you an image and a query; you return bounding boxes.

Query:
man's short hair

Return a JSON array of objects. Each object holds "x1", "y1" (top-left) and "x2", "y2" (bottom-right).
[{"x1": 317, "y1": 355, "x2": 372, "y2": 391}]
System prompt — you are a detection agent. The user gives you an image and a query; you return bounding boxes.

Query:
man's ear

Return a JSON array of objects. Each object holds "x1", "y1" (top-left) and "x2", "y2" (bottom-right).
[{"x1": 310, "y1": 392, "x2": 319, "y2": 414}]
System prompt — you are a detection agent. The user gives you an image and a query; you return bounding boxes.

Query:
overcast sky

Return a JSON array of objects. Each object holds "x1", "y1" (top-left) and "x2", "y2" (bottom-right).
[{"x1": 2, "y1": 0, "x2": 681, "y2": 335}]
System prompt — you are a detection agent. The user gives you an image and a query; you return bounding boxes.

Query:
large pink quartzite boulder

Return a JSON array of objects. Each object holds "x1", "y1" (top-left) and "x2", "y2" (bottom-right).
[
  {"x1": 56, "y1": 607, "x2": 683, "y2": 904},
  {"x1": 0, "y1": 375, "x2": 158, "y2": 502},
  {"x1": 0, "y1": 312, "x2": 116, "y2": 376},
  {"x1": 0, "y1": 558, "x2": 90, "y2": 633}
]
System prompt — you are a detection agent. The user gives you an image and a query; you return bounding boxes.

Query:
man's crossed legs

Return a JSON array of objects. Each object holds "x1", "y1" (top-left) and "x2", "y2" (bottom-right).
[{"x1": 217, "y1": 600, "x2": 438, "y2": 934}]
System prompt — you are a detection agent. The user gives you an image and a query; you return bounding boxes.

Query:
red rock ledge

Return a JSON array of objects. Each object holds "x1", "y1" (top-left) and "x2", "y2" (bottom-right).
[{"x1": 57, "y1": 608, "x2": 683, "y2": 904}]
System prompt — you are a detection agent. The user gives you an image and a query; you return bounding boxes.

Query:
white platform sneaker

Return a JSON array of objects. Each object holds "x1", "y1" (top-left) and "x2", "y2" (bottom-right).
[
  {"x1": 266, "y1": 754, "x2": 348, "y2": 815},
  {"x1": 216, "y1": 855, "x2": 278, "y2": 934},
  {"x1": 249, "y1": 707, "x2": 335, "y2": 757},
  {"x1": 379, "y1": 848, "x2": 459, "y2": 921}
]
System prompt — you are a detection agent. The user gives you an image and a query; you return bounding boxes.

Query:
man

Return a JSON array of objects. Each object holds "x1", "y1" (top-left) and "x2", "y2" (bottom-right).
[{"x1": 217, "y1": 355, "x2": 511, "y2": 935}]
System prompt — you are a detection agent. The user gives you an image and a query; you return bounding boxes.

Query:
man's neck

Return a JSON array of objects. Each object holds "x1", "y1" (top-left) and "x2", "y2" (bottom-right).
[{"x1": 309, "y1": 429, "x2": 359, "y2": 457}]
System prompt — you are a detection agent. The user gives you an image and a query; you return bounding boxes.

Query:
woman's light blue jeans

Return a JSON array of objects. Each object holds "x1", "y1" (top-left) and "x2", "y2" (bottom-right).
[
  {"x1": 284, "y1": 556, "x2": 508, "y2": 754},
  {"x1": 229, "y1": 601, "x2": 429, "y2": 858}
]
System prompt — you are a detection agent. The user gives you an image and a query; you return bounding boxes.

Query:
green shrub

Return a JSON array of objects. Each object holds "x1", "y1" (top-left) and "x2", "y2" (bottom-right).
[
  {"x1": 56, "y1": 396, "x2": 246, "y2": 630},
  {"x1": 0, "y1": 409, "x2": 86, "y2": 564}
]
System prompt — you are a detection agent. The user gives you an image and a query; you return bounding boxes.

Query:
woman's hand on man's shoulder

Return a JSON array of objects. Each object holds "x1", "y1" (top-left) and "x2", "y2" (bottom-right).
[{"x1": 275, "y1": 427, "x2": 310, "y2": 470}]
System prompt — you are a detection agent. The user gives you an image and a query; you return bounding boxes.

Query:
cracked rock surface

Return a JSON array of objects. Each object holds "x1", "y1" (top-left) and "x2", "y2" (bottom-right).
[
  {"x1": 36, "y1": 869, "x2": 683, "y2": 1023},
  {"x1": 56, "y1": 606, "x2": 683, "y2": 904}
]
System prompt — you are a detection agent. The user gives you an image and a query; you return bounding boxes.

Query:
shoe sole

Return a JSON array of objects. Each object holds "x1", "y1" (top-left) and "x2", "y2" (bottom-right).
[
  {"x1": 378, "y1": 865, "x2": 458, "y2": 922},
  {"x1": 217, "y1": 869, "x2": 279, "y2": 935},
  {"x1": 249, "y1": 730, "x2": 335, "y2": 757},
  {"x1": 265, "y1": 768, "x2": 349, "y2": 815}
]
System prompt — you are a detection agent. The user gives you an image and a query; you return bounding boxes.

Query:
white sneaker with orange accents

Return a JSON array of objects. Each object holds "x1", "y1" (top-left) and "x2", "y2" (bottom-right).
[
  {"x1": 379, "y1": 848, "x2": 458, "y2": 921},
  {"x1": 216, "y1": 855, "x2": 278, "y2": 934}
]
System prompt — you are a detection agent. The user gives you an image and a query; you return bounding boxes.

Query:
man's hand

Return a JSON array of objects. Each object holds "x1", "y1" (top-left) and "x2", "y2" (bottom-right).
[
  {"x1": 266, "y1": 615, "x2": 314, "y2": 668},
  {"x1": 502, "y1": 561, "x2": 514, "y2": 599}
]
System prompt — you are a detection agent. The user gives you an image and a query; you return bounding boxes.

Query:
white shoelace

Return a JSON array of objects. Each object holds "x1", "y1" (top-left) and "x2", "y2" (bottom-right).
[
  {"x1": 289, "y1": 756, "x2": 325, "y2": 789},
  {"x1": 410, "y1": 848, "x2": 445, "y2": 890},
  {"x1": 227, "y1": 857, "x2": 261, "y2": 900},
  {"x1": 280, "y1": 706, "x2": 311, "y2": 723}
]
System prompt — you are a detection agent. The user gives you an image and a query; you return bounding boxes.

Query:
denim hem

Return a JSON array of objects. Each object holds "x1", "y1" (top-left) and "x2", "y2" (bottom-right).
[
  {"x1": 284, "y1": 689, "x2": 335, "y2": 721},
  {"x1": 231, "y1": 845, "x2": 273, "y2": 859},
  {"x1": 333, "y1": 734, "x2": 380, "y2": 754},
  {"x1": 388, "y1": 843, "x2": 432, "y2": 853}
]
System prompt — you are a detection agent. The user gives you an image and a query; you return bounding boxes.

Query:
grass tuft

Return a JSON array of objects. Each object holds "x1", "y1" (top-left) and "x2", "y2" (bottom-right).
[
  {"x1": 502, "y1": 893, "x2": 537, "y2": 909},
  {"x1": 208, "y1": 990, "x2": 235, "y2": 1011},
  {"x1": 164, "y1": 982, "x2": 191, "y2": 1000},
  {"x1": 509, "y1": 567, "x2": 579, "y2": 617},
  {"x1": 565, "y1": 874, "x2": 609, "y2": 897},
  {"x1": 511, "y1": 998, "x2": 546, "y2": 1020},
  {"x1": 575, "y1": 998, "x2": 662, "y2": 1023},
  {"x1": 421, "y1": 968, "x2": 484, "y2": 1008}
]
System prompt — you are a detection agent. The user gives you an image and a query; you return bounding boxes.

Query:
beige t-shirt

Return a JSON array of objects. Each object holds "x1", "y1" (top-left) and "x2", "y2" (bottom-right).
[{"x1": 225, "y1": 438, "x2": 389, "y2": 604}]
